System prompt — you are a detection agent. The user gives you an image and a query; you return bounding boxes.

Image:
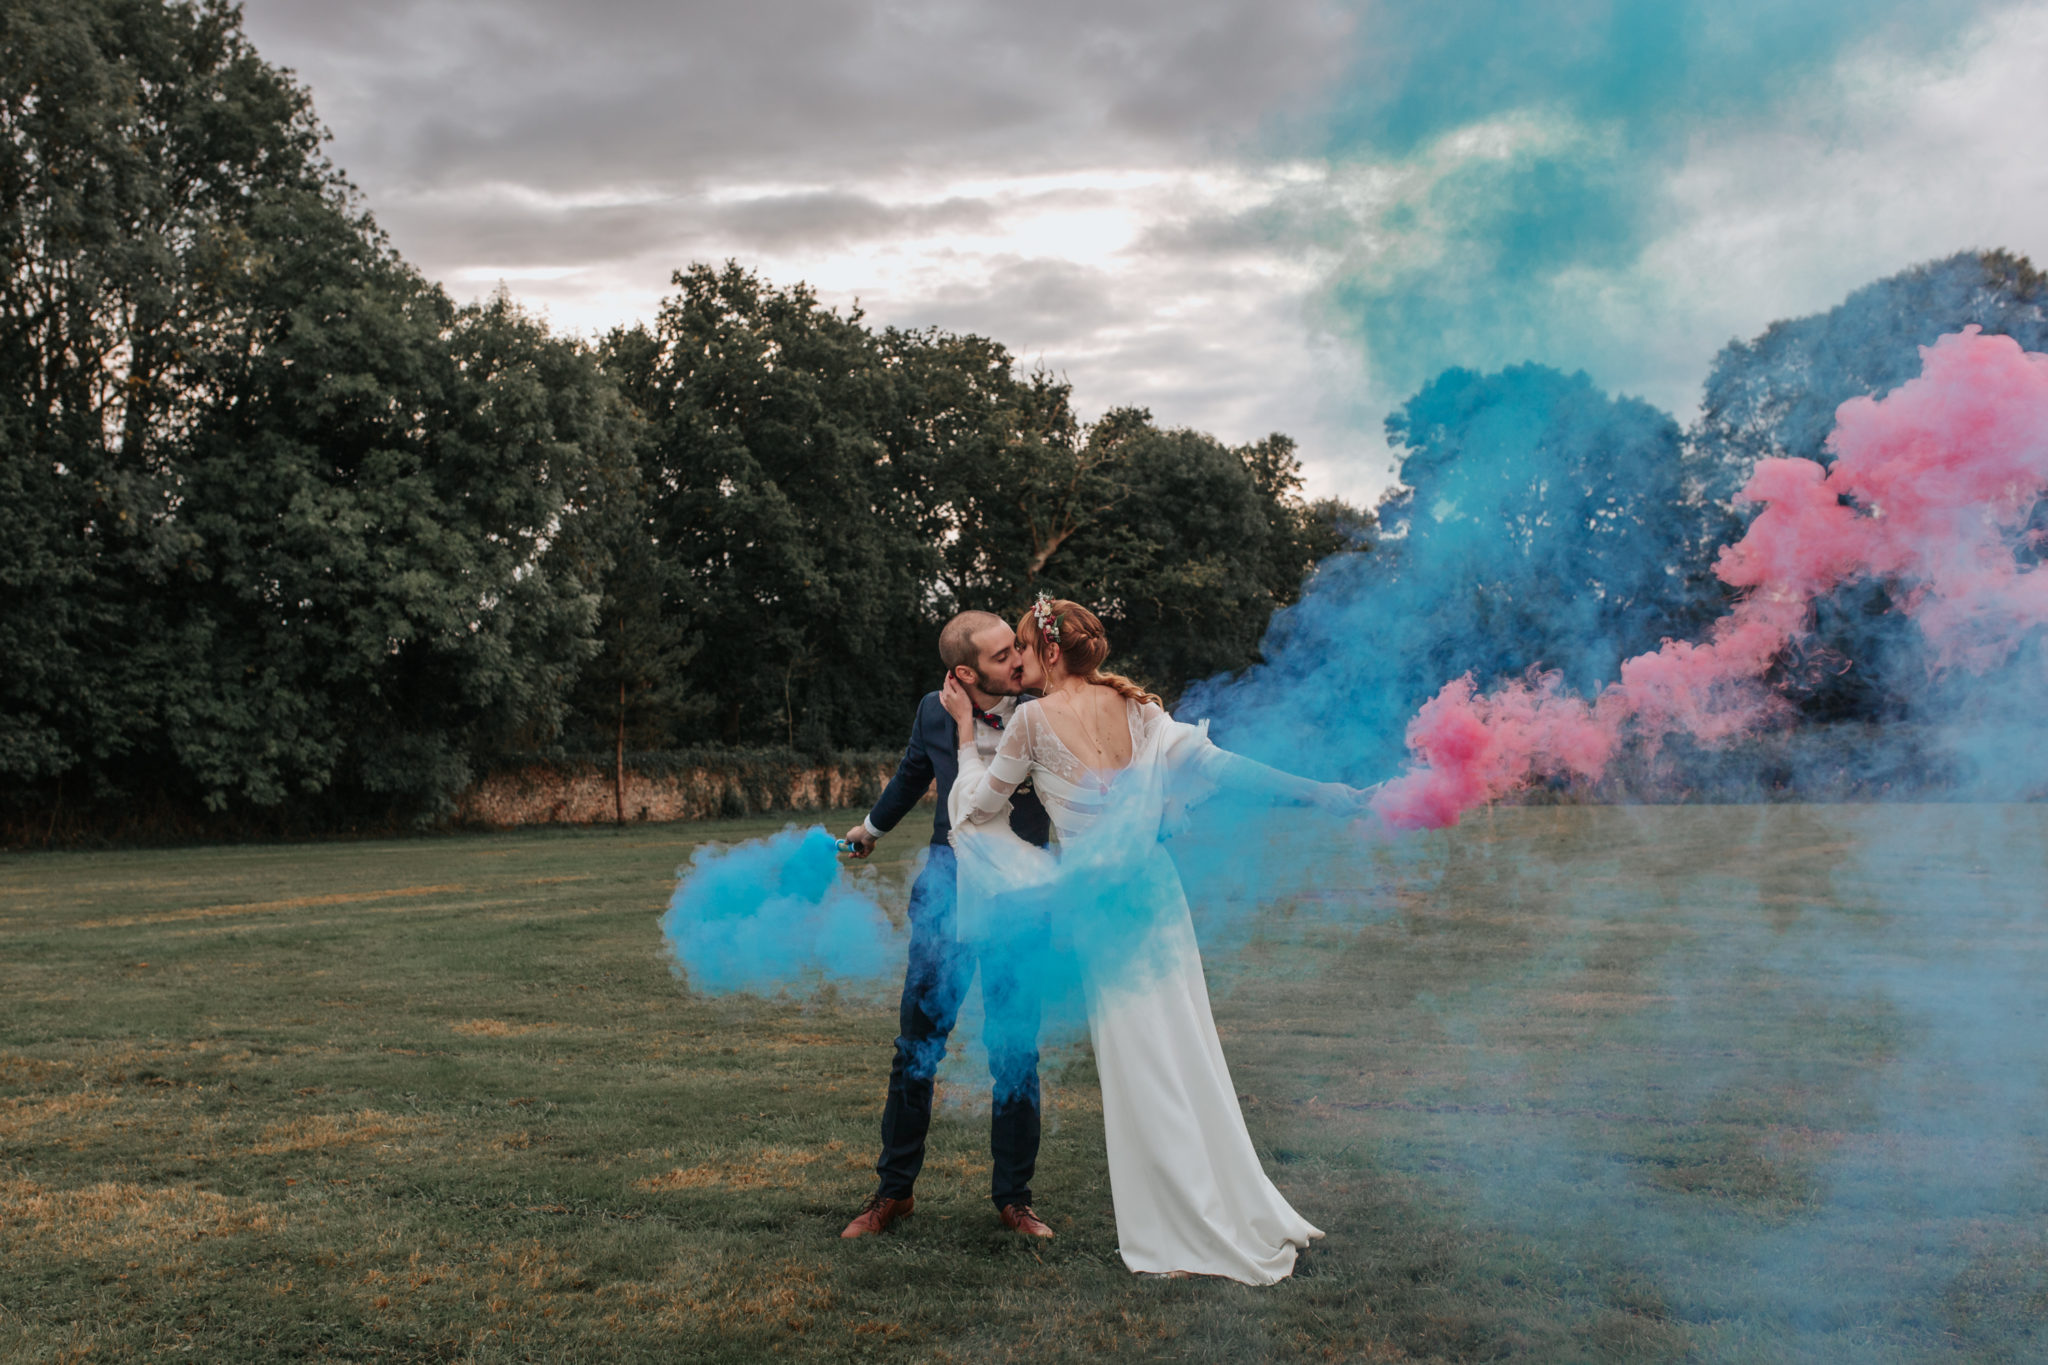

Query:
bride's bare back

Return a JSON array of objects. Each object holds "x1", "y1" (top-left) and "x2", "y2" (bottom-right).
[{"x1": 1039, "y1": 682, "x2": 1135, "y2": 777}]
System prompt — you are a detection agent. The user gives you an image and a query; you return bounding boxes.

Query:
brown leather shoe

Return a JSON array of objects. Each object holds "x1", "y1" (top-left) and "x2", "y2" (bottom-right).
[
  {"x1": 999, "y1": 1204, "x2": 1054, "y2": 1238},
  {"x1": 840, "y1": 1193, "x2": 913, "y2": 1239}
]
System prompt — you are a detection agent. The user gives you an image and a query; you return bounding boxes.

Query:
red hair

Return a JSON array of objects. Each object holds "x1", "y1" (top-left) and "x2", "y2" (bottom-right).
[{"x1": 1017, "y1": 599, "x2": 1161, "y2": 707}]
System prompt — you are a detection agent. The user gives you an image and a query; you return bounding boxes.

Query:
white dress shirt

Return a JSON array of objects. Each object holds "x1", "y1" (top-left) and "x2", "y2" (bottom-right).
[{"x1": 863, "y1": 694, "x2": 1016, "y2": 841}]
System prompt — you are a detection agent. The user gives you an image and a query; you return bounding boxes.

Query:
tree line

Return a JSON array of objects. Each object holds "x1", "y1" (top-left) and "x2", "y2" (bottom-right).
[
  {"x1": 1198, "y1": 248, "x2": 2048, "y2": 780},
  {"x1": 8, "y1": 1, "x2": 2041, "y2": 837},
  {"x1": 0, "y1": 0, "x2": 1356, "y2": 832}
]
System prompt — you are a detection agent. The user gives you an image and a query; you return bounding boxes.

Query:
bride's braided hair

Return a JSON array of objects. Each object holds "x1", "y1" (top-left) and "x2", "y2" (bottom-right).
[{"x1": 1017, "y1": 598, "x2": 1162, "y2": 707}]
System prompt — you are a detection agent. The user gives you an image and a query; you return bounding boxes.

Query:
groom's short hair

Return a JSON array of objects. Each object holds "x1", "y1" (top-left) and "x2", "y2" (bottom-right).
[{"x1": 939, "y1": 610, "x2": 1008, "y2": 672}]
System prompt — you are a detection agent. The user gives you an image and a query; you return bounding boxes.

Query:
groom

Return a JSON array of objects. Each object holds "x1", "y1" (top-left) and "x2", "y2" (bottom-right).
[{"x1": 838, "y1": 610, "x2": 1055, "y2": 1240}]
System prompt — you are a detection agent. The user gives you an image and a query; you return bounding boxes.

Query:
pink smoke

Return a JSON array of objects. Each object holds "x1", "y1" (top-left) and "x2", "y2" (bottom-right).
[{"x1": 1371, "y1": 327, "x2": 2048, "y2": 831}]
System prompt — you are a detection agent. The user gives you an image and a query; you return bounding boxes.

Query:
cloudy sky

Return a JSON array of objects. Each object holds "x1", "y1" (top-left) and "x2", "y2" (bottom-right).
[{"x1": 237, "y1": 0, "x2": 2048, "y2": 504}]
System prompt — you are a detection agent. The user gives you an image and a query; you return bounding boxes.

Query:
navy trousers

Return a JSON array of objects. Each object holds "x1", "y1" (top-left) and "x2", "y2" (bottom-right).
[{"x1": 873, "y1": 845, "x2": 1043, "y2": 1208}]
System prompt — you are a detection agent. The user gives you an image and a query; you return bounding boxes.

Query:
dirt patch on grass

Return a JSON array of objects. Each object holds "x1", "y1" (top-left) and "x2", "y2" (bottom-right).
[
  {"x1": 609, "y1": 1256, "x2": 835, "y2": 1334},
  {"x1": 0, "y1": 1176, "x2": 277, "y2": 1257},
  {"x1": 922, "y1": 1153, "x2": 992, "y2": 1182},
  {"x1": 638, "y1": 1142, "x2": 846, "y2": 1191},
  {"x1": 0, "y1": 1052, "x2": 73, "y2": 1086},
  {"x1": 767, "y1": 1033, "x2": 850, "y2": 1049},
  {"x1": 691, "y1": 1257, "x2": 833, "y2": 1331},
  {"x1": 1531, "y1": 991, "x2": 1674, "y2": 1015},
  {"x1": 450, "y1": 1018, "x2": 561, "y2": 1038},
  {"x1": 0, "y1": 1091, "x2": 120, "y2": 1138},
  {"x1": 75, "y1": 883, "x2": 470, "y2": 929},
  {"x1": 248, "y1": 1110, "x2": 428, "y2": 1155},
  {"x1": 1044, "y1": 1085, "x2": 1104, "y2": 1117}
]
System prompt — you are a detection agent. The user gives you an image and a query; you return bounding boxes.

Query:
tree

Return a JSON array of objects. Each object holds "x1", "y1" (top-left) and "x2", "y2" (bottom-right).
[
  {"x1": 877, "y1": 333, "x2": 1084, "y2": 605},
  {"x1": 598, "y1": 267, "x2": 1357, "y2": 745},
  {"x1": 173, "y1": 286, "x2": 626, "y2": 814},
  {"x1": 1, "y1": 0, "x2": 331, "y2": 802},
  {"x1": 0, "y1": 0, "x2": 625, "y2": 824},
  {"x1": 1187, "y1": 364, "x2": 1691, "y2": 780},
  {"x1": 1684, "y1": 250, "x2": 2048, "y2": 721},
  {"x1": 559, "y1": 516, "x2": 706, "y2": 819},
  {"x1": 910, "y1": 384, "x2": 1357, "y2": 700},
  {"x1": 1030, "y1": 419, "x2": 1354, "y2": 697},
  {"x1": 606, "y1": 263, "x2": 945, "y2": 751},
  {"x1": 1384, "y1": 364, "x2": 1691, "y2": 689},
  {"x1": 0, "y1": 3, "x2": 1366, "y2": 834},
  {"x1": 1691, "y1": 251, "x2": 2048, "y2": 497}
]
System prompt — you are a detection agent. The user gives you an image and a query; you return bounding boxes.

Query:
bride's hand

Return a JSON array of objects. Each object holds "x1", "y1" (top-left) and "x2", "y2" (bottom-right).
[
  {"x1": 1311, "y1": 781, "x2": 1378, "y2": 818},
  {"x1": 939, "y1": 673, "x2": 974, "y2": 726}
]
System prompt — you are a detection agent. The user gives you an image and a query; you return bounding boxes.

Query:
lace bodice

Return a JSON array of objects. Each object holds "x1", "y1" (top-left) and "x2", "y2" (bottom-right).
[{"x1": 955, "y1": 696, "x2": 1269, "y2": 842}]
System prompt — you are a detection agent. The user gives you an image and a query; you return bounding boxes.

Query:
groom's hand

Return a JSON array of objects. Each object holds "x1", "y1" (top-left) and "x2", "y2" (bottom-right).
[{"x1": 841, "y1": 823, "x2": 877, "y2": 858}]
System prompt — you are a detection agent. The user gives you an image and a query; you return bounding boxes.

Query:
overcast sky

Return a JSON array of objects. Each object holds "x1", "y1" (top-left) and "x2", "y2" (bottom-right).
[{"x1": 237, "y1": 0, "x2": 2048, "y2": 504}]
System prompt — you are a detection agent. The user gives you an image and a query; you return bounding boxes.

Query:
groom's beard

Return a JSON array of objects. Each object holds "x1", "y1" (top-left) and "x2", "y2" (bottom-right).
[{"x1": 973, "y1": 667, "x2": 1027, "y2": 698}]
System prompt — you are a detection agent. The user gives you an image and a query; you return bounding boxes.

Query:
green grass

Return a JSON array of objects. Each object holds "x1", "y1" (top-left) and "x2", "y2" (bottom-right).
[{"x1": 2, "y1": 805, "x2": 2045, "y2": 1362}]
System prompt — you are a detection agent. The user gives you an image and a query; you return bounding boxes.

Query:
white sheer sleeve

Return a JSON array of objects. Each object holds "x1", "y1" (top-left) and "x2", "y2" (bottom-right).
[
  {"x1": 1142, "y1": 701, "x2": 1327, "y2": 809},
  {"x1": 950, "y1": 717, "x2": 1032, "y2": 828}
]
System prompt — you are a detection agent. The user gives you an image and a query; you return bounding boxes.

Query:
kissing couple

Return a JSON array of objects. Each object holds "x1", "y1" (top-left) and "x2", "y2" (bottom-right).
[{"x1": 838, "y1": 597, "x2": 1374, "y2": 1283}]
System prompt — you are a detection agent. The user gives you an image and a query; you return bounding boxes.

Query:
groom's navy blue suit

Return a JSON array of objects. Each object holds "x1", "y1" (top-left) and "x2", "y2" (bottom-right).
[{"x1": 866, "y1": 691, "x2": 1051, "y2": 1210}]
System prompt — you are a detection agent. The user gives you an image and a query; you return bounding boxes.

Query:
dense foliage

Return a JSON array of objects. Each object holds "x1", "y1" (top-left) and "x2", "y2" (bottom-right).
[
  {"x1": 6, "y1": 1, "x2": 2039, "y2": 836},
  {"x1": 1682, "y1": 251, "x2": 2048, "y2": 722},
  {"x1": 0, "y1": 0, "x2": 631, "y2": 827},
  {"x1": 0, "y1": 0, "x2": 1349, "y2": 831},
  {"x1": 1187, "y1": 251, "x2": 2048, "y2": 777},
  {"x1": 1184, "y1": 363, "x2": 1695, "y2": 776}
]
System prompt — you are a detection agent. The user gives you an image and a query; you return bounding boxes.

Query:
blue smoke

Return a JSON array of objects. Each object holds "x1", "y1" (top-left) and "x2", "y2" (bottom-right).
[
  {"x1": 1191, "y1": 252, "x2": 2048, "y2": 795},
  {"x1": 1165, "y1": 255, "x2": 2048, "y2": 1345},
  {"x1": 660, "y1": 825, "x2": 901, "y2": 995},
  {"x1": 658, "y1": 239, "x2": 2048, "y2": 1345},
  {"x1": 662, "y1": 779, "x2": 1388, "y2": 1109},
  {"x1": 1184, "y1": 362, "x2": 1696, "y2": 781},
  {"x1": 1364, "y1": 805, "x2": 2048, "y2": 1357},
  {"x1": 1295, "y1": 0, "x2": 2011, "y2": 399}
]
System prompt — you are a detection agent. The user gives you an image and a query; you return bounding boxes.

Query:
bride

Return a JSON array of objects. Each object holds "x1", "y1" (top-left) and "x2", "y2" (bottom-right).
[{"x1": 940, "y1": 595, "x2": 1371, "y2": 1284}]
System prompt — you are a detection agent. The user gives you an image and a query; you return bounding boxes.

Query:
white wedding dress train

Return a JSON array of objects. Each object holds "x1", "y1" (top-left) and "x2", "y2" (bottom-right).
[{"x1": 948, "y1": 698, "x2": 1322, "y2": 1284}]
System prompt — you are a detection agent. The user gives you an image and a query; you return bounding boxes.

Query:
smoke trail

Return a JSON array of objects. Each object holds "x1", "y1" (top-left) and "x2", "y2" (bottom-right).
[
  {"x1": 1334, "y1": 801, "x2": 2048, "y2": 1359},
  {"x1": 1292, "y1": 1, "x2": 2009, "y2": 413},
  {"x1": 659, "y1": 824, "x2": 902, "y2": 995},
  {"x1": 660, "y1": 774, "x2": 1384, "y2": 1072},
  {"x1": 1371, "y1": 327, "x2": 2048, "y2": 828}
]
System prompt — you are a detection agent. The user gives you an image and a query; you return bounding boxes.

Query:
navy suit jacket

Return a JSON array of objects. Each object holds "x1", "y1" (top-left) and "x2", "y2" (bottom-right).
[{"x1": 868, "y1": 692, "x2": 1052, "y2": 849}]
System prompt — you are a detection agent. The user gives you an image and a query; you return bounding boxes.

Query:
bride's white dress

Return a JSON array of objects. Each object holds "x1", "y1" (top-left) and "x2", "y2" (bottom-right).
[{"x1": 948, "y1": 697, "x2": 1323, "y2": 1284}]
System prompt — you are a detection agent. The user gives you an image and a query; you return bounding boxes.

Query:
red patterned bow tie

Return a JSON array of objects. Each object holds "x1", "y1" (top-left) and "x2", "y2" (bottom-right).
[{"x1": 972, "y1": 705, "x2": 1004, "y2": 731}]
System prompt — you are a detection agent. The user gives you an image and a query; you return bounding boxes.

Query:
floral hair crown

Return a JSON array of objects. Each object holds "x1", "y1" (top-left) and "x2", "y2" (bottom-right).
[{"x1": 1030, "y1": 592, "x2": 1061, "y2": 644}]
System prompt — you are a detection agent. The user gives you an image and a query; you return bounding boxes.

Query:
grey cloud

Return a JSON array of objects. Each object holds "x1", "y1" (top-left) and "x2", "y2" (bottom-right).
[
  {"x1": 1129, "y1": 178, "x2": 1374, "y2": 261},
  {"x1": 1075, "y1": 2, "x2": 1355, "y2": 141},
  {"x1": 911, "y1": 257, "x2": 1124, "y2": 344},
  {"x1": 232, "y1": 0, "x2": 1398, "y2": 499},
  {"x1": 240, "y1": 0, "x2": 1350, "y2": 196},
  {"x1": 708, "y1": 193, "x2": 998, "y2": 250},
  {"x1": 870, "y1": 248, "x2": 1334, "y2": 439},
  {"x1": 377, "y1": 196, "x2": 682, "y2": 268},
  {"x1": 378, "y1": 188, "x2": 1000, "y2": 269}
]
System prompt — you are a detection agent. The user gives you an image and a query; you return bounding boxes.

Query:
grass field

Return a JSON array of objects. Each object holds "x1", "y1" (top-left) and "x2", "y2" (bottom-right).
[{"x1": 3, "y1": 805, "x2": 2045, "y2": 1363}]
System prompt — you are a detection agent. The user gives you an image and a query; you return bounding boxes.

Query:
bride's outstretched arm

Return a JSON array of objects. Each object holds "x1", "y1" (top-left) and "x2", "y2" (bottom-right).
[
  {"x1": 1150, "y1": 704, "x2": 1374, "y2": 817},
  {"x1": 1206, "y1": 747, "x2": 1374, "y2": 816},
  {"x1": 940, "y1": 674, "x2": 1029, "y2": 827}
]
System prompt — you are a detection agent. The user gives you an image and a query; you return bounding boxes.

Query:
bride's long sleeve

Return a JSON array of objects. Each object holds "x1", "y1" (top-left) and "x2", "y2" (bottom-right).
[
  {"x1": 1145, "y1": 702, "x2": 1329, "y2": 810},
  {"x1": 949, "y1": 718, "x2": 1034, "y2": 829}
]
